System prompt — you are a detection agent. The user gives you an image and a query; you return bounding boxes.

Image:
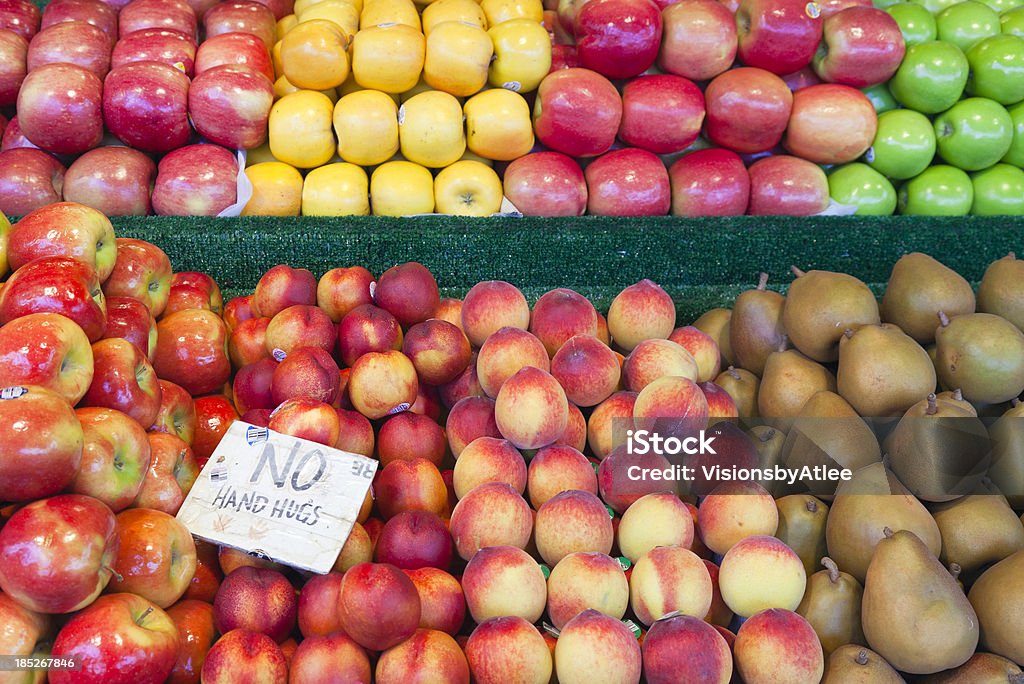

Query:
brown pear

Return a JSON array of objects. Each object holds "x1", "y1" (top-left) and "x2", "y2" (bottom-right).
[
  {"x1": 931, "y1": 483, "x2": 1024, "y2": 574},
  {"x1": 822, "y1": 646, "x2": 906, "y2": 683},
  {"x1": 730, "y1": 272, "x2": 786, "y2": 376},
  {"x1": 919, "y1": 652, "x2": 1024, "y2": 684},
  {"x1": 714, "y1": 366, "x2": 759, "y2": 418},
  {"x1": 825, "y1": 461, "x2": 942, "y2": 582},
  {"x1": 750, "y1": 424, "x2": 785, "y2": 493},
  {"x1": 837, "y1": 324, "x2": 937, "y2": 417},
  {"x1": 978, "y1": 252, "x2": 1024, "y2": 332},
  {"x1": 861, "y1": 528, "x2": 979, "y2": 675},
  {"x1": 796, "y1": 557, "x2": 865, "y2": 657},
  {"x1": 782, "y1": 267, "x2": 880, "y2": 363},
  {"x1": 934, "y1": 311, "x2": 1024, "y2": 405},
  {"x1": 880, "y1": 252, "x2": 975, "y2": 344},
  {"x1": 758, "y1": 348, "x2": 837, "y2": 421},
  {"x1": 693, "y1": 307, "x2": 734, "y2": 366},
  {"x1": 968, "y1": 549, "x2": 1024, "y2": 664},
  {"x1": 934, "y1": 388, "x2": 978, "y2": 416},
  {"x1": 990, "y1": 399, "x2": 1024, "y2": 509},
  {"x1": 776, "y1": 495, "x2": 829, "y2": 577}
]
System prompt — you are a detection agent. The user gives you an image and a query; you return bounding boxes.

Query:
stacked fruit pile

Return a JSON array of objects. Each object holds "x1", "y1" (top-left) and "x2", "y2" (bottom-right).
[{"x1": 1, "y1": 201, "x2": 1023, "y2": 683}]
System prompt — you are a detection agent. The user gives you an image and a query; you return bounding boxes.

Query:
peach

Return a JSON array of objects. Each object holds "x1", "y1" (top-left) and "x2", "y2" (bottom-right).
[
  {"x1": 289, "y1": 632, "x2": 372, "y2": 684},
  {"x1": 251, "y1": 264, "x2": 316, "y2": 319},
  {"x1": 264, "y1": 304, "x2": 335, "y2": 357},
  {"x1": 333, "y1": 520, "x2": 373, "y2": 573},
  {"x1": 617, "y1": 492, "x2": 694, "y2": 562},
  {"x1": 333, "y1": 408, "x2": 374, "y2": 457},
  {"x1": 461, "y1": 280, "x2": 531, "y2": 348},
  {"x1": 597, "y1": 445, "x2": 675, "y2": 514},
  {"x1": 267, "y1": 397, "x2": 340, "y2": 446},
  {"x1": 375, "y1": 628, "x2": 470, "y2": 684},
  {"x1": 607, "y1": 279, "x2": 676, "y2": 352},
  {"x1": 734, "y1": 609, "x2": 824, "y2": 684},
  {"x1": 596, "y1": 312, "x2": 611, "y2": 345},
  {"x1": 622, "y1": 338, "x2": 699, "y2": 392},
  {"x1": 719, "y1": 535, "x2": 806, "y2": 618},
  {"x1": 404, "y1": 567, "x2": 466, "y2": 635},
  {"x1": 494, "y1": 366, "x2": 569, "y2": 450},
  {"x1": 223, "y1": 295, "x2": 254, "y2": 331},
  {"x1": 374, "y1": 262, "x2": 440, "y2": 328},
  {"x1": 587, "y1": 391, "x2": 638, "y2": 460},
  {"x1": 554, "y1": 609, "x2": 642, "y2": 684},
  {"x1": 557, "y1": 402, "x2": 588, "y2": 452},
  {"x1": 213, "y1": 566, "x2": 298, "y2": 643},
  {"x1": 461, "y1": 545, "x2": 547, "y2": 623},
  {"x1": 232, "y1": 358, "x2": 277, "y2": 415},
  {"x1": 377, "y1": 411, "x2": 446, "y2": 466},
  {"x1": 364, "y1": 518, "x2": 385, "y2": 549},
  {"x1": 348, "y1": 349, "x2": 418, "y2": 420},
  {"x1": 547, "y1": 552, "x2": 629, "y2": 629},
  {"x1": 316, "y1": 265, "x2": 375, "y2": 322},
  {"x1": 697, "y1": 482, "x2": 780, "y2": 555},
  {"x1": 466, "y1": 616, "x2": 552, "y2": 684},
  {"x1": 529, "y1": 287, "x2": 599, "y2": 357},
  {"x1": 337, "y1": 303, "x2": 404, "y2": 367},
  {"x1": 641, "y1": 614, "x2": 733, "y2": 684},
  {"x1": 339, "y1": 562, "x2": 422, "y2": 651},
  {"x1": 408, "y1": 382, "x2": 443, "y2": 422},
  {"x1": 201, "y1": 629, "x2": 288, "y2": 684},
  {"x1": 438, "y1": 352, "x2": 484, "y2": 408},
  {"x1": 297, "y1": 571, "x2": 344, "y2": 638},
  {"x1": 669, "y1": 325, "x2": 722, "y2": 383},
  {"x1": 402, "y1": 318, "x2": 472, "y2": 386},
  {"x1": 534, "y1": 490, "x2": 614, "y2": 565},
  {"x1": 217, "y1": 545, "x2": 286, "y2": 577},
  {"x1": 228, "y1": 316, "x2": 271, "y2": 367},
  {"x1": 375, "y1": 510, "x2": 453, "y2": 570},
  {"x1": 551, "y1": 334, "x2": 621, "y2": 407},
  {"x1": 700, "y1": 380, "x2": 739, "y2": 424},
  {"x1": 527, "y1": 444, "x2": 598, "y2": 509},
  {"x1": 633, "y1": 375, "x2": 709, "y2": 440},
  {"x1": 703, "y1": 560, "x2": 733, "y2": 628},
  {"x1": 453, "y1": 436, "x2": 527, "y2": 498},
  {"x1": 630, "y1": 545, "x2": 713, "y2": 626},
  {"x1": 374, "y1": 458, "x2": 448, "y2": 520},
  {"x1": 433, "y1": 298, "x2": 464, "y2": 330},
  {"x1": 270, "y1": 346, "x2": 340, "y2": 405},
  {"x1": 446, "y1": 396, "x2": 500, "y2": 458},
  {"x1": 477, "y1": 326, "x2": 550, "y2": 398},
  {"x1": 449, "y1": 482, "x2": 534, "y2": 560}
]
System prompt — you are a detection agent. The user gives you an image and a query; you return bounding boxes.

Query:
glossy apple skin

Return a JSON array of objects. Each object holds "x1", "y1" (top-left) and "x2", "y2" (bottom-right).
[
  {"x1": 659, "y1": 0, "x2": 737, "y2": 81},
  {"x1": 0, "y1": 494, "x2": 118, "y2": 614},
  {"x1": 154, "y1": 309, "x2": 231, "y2": 397},
  {"x1": 27, "y1": 20, "x2": 112, "y2": 78},
  {"x1": 194, "y1": 31, "x2": 274, "y2": 82},
  {"x1": 134, "y1": 432, "x2": 198, "y2": 514},
  {"x1": 41, "y1": 0, "x2": 119, "y2": 37},
  {"x1": 0, "y1": 148, "x2": 65, "y2": 216},
  {"x1": 112, "y1": 28, "x2": 197, "y2": 76},
  {"x1": 104, "y1": 61, "x2": 192, "y2": 154},
  {"x1": 0, "y1": 28, "x2": 29, "y2": 107},
  {"x1": 150, "y1": 379, "x2": 197, "y2": 444},
  {"x1": 81, "y1": 337, "x2": 163, "y2": 428},
  {"x1": 669, "y1": 148, "x2": 751, "y2": 216},
  {"x1": 119, "y1": 0, "x2": 198, "y2": 40},
  {"x1": 827, "y1": 162, "x2": 897, "y2": 215},
  {"x1": 7, "y1": 201, "x2": 117, "y2": 280},
  {"x1": 888, "y1": 40, "x2": 969, "y2": 114},
  {"x1": 103, "y1": 296, "x2": 159, "y2": 360},
  {"x1": 61, "y1": 139, "x2": 153, "y2": 216},
  {"x1": 736, "y1": 0, "x2": 823, "y2": 75},
  {"x1": 192, "y1": 394, "x2": 238, "y2": 466},
  {"x1": 104, "y1": 238, "x2": 173, "y2": 317},
  {"x1": 0, "y1": 114, "x2": 37, "y2": 151},
  {"x1": 202, "y1": 0, "x2": 276, "y2": 48},
  {"x1": 898, "y1": 164, "x2": 973, "y2": 215},
  {"x1": 584, "y1": 147, "x2": 671, "y2": 216},
  {"x1": 0, "y1": 256, "x2": 107, "y2": 341},
  {"x1": 166, "y1": 599, "x2": 217, "y2": 684},
  {"x1": 152, "y1": 143, "x2": 239, "y2": 217},
  {"x1": 502, "y1": 151, "x2": 588, "y2": 217},
  {"x1": 0, "y1": 311, "x2": 94, "y2": 404},
  {"x1": 575, "y1": 0, "x2": 663, "y2": 79},
  {"x1": 108, "y1": 507, "x2": 197, "y2": 607},
  {"x1": 0, "y1": 0, "x2": 41, "y2": 41},
  {"x1": 704, "y1": 67, "x2": 793, "y2": 154},
  {"x1": 814, "y1": 6, "x2": 905, "y2": 87},
  {"x1": 747, "y1": 154, "x2": 830, "y2": 215},
  {"x1": 188, "y1": 64, "x2": 274, "y2": 150},
  {"x1": 784, "y1": 83, "x2": 878, "y2": 164},
  {"x1": 71, "y1": 406, "x2": 152, "y2": 512},
  {"x1": 619, "y1": 74, "x2": 704, "y2": 155},
  {"x1": 533, "y1": 68, "x2": 623, "y2": 158},
  {"x1": 16, "y1": 62, "x2": 104, "y2": 155}
]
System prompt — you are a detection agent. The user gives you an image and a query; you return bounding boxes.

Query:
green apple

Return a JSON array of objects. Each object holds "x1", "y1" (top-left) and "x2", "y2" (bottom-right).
[
  {"x1": 971, "y1": 162, "x2": 1024, "y2": 213},
  {"x1": 1002, "y1": 6, "x2": 1024, "y2": 36},
  {"x1": 866, "y1": 109, "x2": 938, "y2": 179},
  {"x1": 874, "y1": 0, "x2": 905, "y2": 8},
  {"x1": 888, "y1": 41, "x2": 969, "y2": 113},
  {"x1": 910, "y1": 0, "x2": 961, "y2": 14},
  {"x1": 887, "y1": 3, "x2": 939, "y2": 46},
  {"x1": 935, "y1": 97, "x2": 1014, "y2": 170},
  {"x1": 828, "y1": 163, "x2": 898, "y2": 215},
  {"x1": 1002, "y1": 100, "x2": 1024, "y2": 165},
  {"x1": 935, "y1": 1, "x2": 1001, "y2": 52},
  {"x1": 966, "y1": 34, "x2": 1024, "y2": 103},
  {"x1": 979, "y1": 0, "x2": 1022, "y2": 12},
  {"x1": 861, "y1": 84, "x2": 900, "y2": 113},
  {"x1": 898, "y1": 165, "x2": 975, "y2": 215}
]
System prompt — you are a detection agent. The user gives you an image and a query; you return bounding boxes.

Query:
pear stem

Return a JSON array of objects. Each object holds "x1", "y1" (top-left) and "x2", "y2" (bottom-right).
[
  {"x1": 926, "y1": 394, "x2": 938, "y2": 416},
  {"x1": 1008, "y1": 673, "x2": 1024, "y2": 684},
  {"x1": 1008, "y1": 252, "x2": 1017, "y2": 260},
  {"x1": 938, "y1": 310, "x2": 951, "y2": 328},
  {"x1": 949, "y1": 563, "x2": 962, "y2": 581},
  {"x1": 806, "y1": 499, "x2": 817, "y2": 514},
  {"x1": 778, "y1": 334, "x2": 790, "y2": 353},
  {"x1": 757, "y1": 272, "x2": 769, "y2": 291},
  {"x1": 953, "y1": 388, "x2": 963, "y2": 402},
  {"x1": 855, "y1": 650, "x2": 870, "y2": 666},
  {"x1": 883, "y1": 526, "x2": 894, "y2": 539},
  {"x1": 822, "y1": 557, "x2": 840, "y2": 584},
  {"x1": 1013, "y1": 398, "x2": 1021, "y2": 408},
  {"x1": 843, "y1": 328, "x2": 855, "y2": 339},
  {"x1": 760, "y1": 428, "x2": 776, "y2": 442},
  {"x1": 790, "y1": 266, "x2": 806, "y2": 278},
  {"x1": 727, "y1": 366, "x2": 741, "y2": 381}
]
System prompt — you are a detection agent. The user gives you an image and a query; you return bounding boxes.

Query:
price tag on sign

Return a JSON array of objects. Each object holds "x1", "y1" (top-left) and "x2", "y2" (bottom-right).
[{"x1": 176, "y1": 422, "x2": 378, "y2": 574}]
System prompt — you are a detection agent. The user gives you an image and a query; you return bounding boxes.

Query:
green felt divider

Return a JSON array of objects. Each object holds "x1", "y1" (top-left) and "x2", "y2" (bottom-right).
[{"x1": 112, "y1": 215, "x2": 1023, "y2": 322}]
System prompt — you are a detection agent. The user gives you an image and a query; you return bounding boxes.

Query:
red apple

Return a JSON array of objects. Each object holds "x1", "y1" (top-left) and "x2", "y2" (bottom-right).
[
  {"x1": 550, "y1": 42, "x2": 581, "y2": 70},
  {"x1": 669, "y1": 148, "x2": 750, "y2": 216},
  {"x1": 81, "y1": 337, "x2": 163, "y2": 428},
  {"x1": 8, "y1": 201, "x2": 117, "y2": 280},
  {"x1": 248, "y1": 0, "x2": 293, "y2": 19},
  {"x1": 103, "y1": 238, "x2": 173, "y2": 316},
  {"x1": 585, "y1": 147, "x2": 671, "y2": 216},
  {"x1": 150, "y1": 379, "x2": 197, "y2": 444},
  {"x1": 153, "y1": 309, "x2": 231, "y2": 396},
  {"x1": 0, "y1": 0, "x2": 41, "y2": 41},
  {"x1": 705, "y1": 67, "x2": 793, "y2": 154},
  {"x1": 0, "y1": 28, "x2": 28, "y2": 107},
  {"x1": 0, "y1": 591, "x2": 49, "y2": 669},
  {"x1": 165, "y1": 271, "x2": 224, "y2": 316},
  {"x1": 213, "y1": 566, "x2": 298, "y2": 643},
  {"x1": 814, "y1": 6, "x2": 904, "y2": 87},
  {"x1": 502, "y1": 151, "x2": 587, "y2": 217},
  {"x1": 782, "y1": 65, "x2": 821, "y2": 91},
  {"x1": 103, "y1": 295, "x2": 159, "y2": 359},
  {"x1": 575, "y1": 0, "x2": 663, "y2": 79},
  {"x1": 223, "y1": 294, "x2": 256, "y2": 331},
  {"x1": 0, "y1": 148, "x2": 64, "y2": 216},
  {"x1": 202, "y1": 0, "x2": 276, "y2": 48},
  {"x1": 103, "y1": 60, "x2": 193, "y2": 154},
  {"x1": 736, "y1": 0, "x2": 823, "y2": 75},
  {"x1": 63, "y1": 147, "x2": 156, "y2": 216},
  {"x1": 16, "y1": 62, "x2": 104, "y2": 154},
  {"x1": 783, "y1": 83, "x2": 877, "y2": 164},
  {"x1": 71, "y1": 407, "x2": 151, "y2": 511},
  {"x1": 108, "y1": 507, "x2": 197, "y2": 607},
  {"x1": 0, "y1": 115, "x2": 38, "y2": 151},
  {"x1": 659, "y1": 0, "x2": 736, "y2": 80},
  {"x1": 134, "y1": 432, "x2": 198, "y2": 514},
  {"x1": 200, "y1": 629, "x2": 287, "y2": 684},
  {"x1": 747, "y1": 154, "x2": 830, "y2": 215},
  {"x1": 533, "y1": 68, "x2": 622, "y2": 158},
  {"x1": 41, "y1": 0, "x2": 119, "y2": 38},
  {"x1": 619, "y1": 74, "x2": 704, "y2": 155},
  {"x1": 0, "y1": 312, "x2": 94, "y2": 404},
  {"x1": 192, "y1": 394, "x2": 239, "y2": 466},
  {"x1": 27, "y1": 20, "x2": 113, "y2": 77},
  {"x1": 152, "y1": 143, "x2": 239, "y2": 217},
  {"x1": 194, "y1": 31, "x2": 274, "y2": 82},
  {"x1": 166, "y1": 599, "x2": 217, "y2": 684},
  {"x1": 188, "y1": 64, "x2": 274, "y2": 150},
  {"x1": 0, "y1": 256, "x2": 106, "y2": 341},
  {"x1": 111, "y1": 28, "x2": 198, "y2": 77},
  {"x1": 119, "y1": 0, "x2": 198, "y2": 40}
]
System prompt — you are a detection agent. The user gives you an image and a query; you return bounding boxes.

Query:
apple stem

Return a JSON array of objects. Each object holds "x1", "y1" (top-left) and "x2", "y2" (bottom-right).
[
  {"x1": 926, "y1": 394, "x2": 938, "y2": 416},
  {"x1": 949, "y1": 563, "x2": 962, "y2": 582},
  {"x1": 882, "y1": 526, "x2": 894, "y2": 539},
  {"x1": 937, "y1": 310, "x2": 950, "y2": 328},
  {"x1": 855, "y1": 650, "x2": 870, "y2": 666},
  {"x1": 806, "y1": 499, "x2": 817, "y2": 513},
  {"x1": 790, "y1": 266, "x2": 806, "y2": 278},
  {"x1": 104, "y1": 565, "x2": 124, "y2": 583},
  {"x1": 136, "y1": 606, "x2": 154, "y2": 626},
  {"x1": 756, "y1": 272, "x2": 769, "y2": 291},
  {"x1": 821, "y1": 557, "x2": 840, "y2": 584}
]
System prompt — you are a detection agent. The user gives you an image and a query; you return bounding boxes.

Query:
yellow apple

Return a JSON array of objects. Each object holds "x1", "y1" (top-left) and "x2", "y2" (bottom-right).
[
  {"x1": 424, "y1": 21, "x2": 493, "y2": 97},
  {"x1": 302, "y1": 163, "x2": 370, "y2": 215},
  {"x1": 280, "y1": 19, "x2": 351, "y2": 90},
  {"x1": 274, "y1": 76, "x2": 338, "y2": 102},
  {"x1": 370, "y1": 160, "x2": 436, "y2": 215},
  {"x1": 360, "y1": 0, "x2": 421, "y2": 30},
  {"x1": 481, "y1": 0, "x2": 543, "y2": 24},
  {"x1": 272, "y1": 39, "x2": 284, "y2": 78},
  {"x1": 434, "y1": 159, "x2": 503, "y2": 216},
  {"x1": 399, "y1": 90, "x2": 467, "y2": 167},
  {"x1": 460, "y1": 148, "x2": 494, "y2": 165},
  {"x1": 333, "y1": 89, "x2": 400, "y2": 166},
  {"x1": 297, "y1": 0, "x2": 360, "y2": 36},
  {"x1": 422, "y1": 0, "x2": 487, "y2": 35},
  {"x1": 351, "y1": 23, "x2": 425, "y2": 93},
  {"x1": 488, "y1": 18, "x2": 550, "y2": 93},
  {"x1": 295, "y1": 0, "x2": 362, "y2": 15},
  {"x1": 464, "y1": 88, "x2": 534, "y2": 161},
  {"x1": 269, "y1": 90, "x2": 337, "y2": 168},
  {"x1": 246, "y1": 142, "x2": 281, "y2": 165},
  {"x1": 242, "y1": 162, "x2": 304, "y2": 216},
  {"x1": 277, "y1": 14, "x2": 299, "y2": 40},
  {"x1": 400, "y1": 77, "x2": 436, "y2": 102},
  {"x1": 0, "y1": 211, "x2": 10, "y2": 277}
]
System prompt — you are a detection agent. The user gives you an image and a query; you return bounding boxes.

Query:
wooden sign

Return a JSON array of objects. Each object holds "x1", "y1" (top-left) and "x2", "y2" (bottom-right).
[{"x1": 176, "y1": 422, "x2": 377, "y2": 574}]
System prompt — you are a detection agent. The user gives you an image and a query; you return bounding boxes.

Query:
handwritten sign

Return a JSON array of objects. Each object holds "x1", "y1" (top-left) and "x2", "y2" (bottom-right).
[{"x1": 176, "y1": 422, "x2": 378, "y2": 574}]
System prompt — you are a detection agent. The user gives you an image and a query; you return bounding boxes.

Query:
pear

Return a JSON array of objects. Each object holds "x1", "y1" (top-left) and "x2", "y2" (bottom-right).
[
  {"x1": 782, "y1": 267, "x2": 880, "y2": 363},
  {"x1": 989, "y1": 399, "x2": 1024, "y2": 509},
  {"x1": 750, "y1": 424, "x2": 786, "y2": 494},
  {"x1": 758, "y1": 348, "x2": 837, "y2": 422},
  {"x1": 978, "y1": 252, "x2": 1024, "y2": 332},
  {"x1": 931, "y1": 484, "x2": 1024, "y2": 574},
  {"x1": 796, "y1": 557, "x2": 865, "y2": 657},
  {"x1": 968, "y1": 549, "x2": 1024, "y2": 664},
  {"x1": 861, "y1": 528, "x2": 979, "y2": 675},
  {"x1": 884, "y1": 393, "x2": 991, "y2": 502},
  {"x1": 776, "y1": 495, "x2": 829, "y2": 577},
  {"x1": 825, "y1": 461, "x2": 941, "y2": 582},
  {"x1": 822, "y1": 645, "x2": 906, "y2": 683},
  {"x1": 693, "y1": 307, "x2": 734, "y2": 367},
  {"x1": 714, "y1": 366, "x2": 759, "y2": 418},
  {"x1": 934, "y1": 311, "x2": 1024, "y2": 405},
  {"x1": 837, "y1": 324, "x2": 937, "y2": 417},
  {"x1": 880, "y1": 252, "x2": 975, "y2": 344},
  {"x1": 730, "y1": 272, "x2": 786, "y2": 376},
  {"x1": 934, "y1": 388, "x2": 978, "y2": 416},
  {"x1": 918, "y1": 652, "x2": 1024, "y2": 684}
]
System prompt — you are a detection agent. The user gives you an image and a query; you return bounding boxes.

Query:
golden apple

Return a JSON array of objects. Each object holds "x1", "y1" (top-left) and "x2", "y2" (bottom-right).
[
  {"x1": 400, "y1": 77, "x2": 436, "y2": 102},
  {"x1": 274, "y1": 75, "x2": 339, "y2": 101},
  {"x1": 360, "y1": 0, "x2": 421, "y2": 29},
  {"x1": 351, "y1": 23, "x2": 425, "y2": 93},
  {"x1": 370, "y1": 160, "x2": 436, "y2": 215},
  {"x1": 481, "y1": 0, "x2": 543, "y2": 24},
  {"x1": 333, "y1": 89, "x2": 400, "y2": 165},
  {"x1": 280, "y1": 19, "x2": 351, "y2": 90},
  {"x1": 464, "y1": 88, "x2": 534, "y2": 161},
  {"x1": 242, "y1": 162, "x2": 304, "y2": 216},
  {"x1": 460, "y1": 148, "x2": 494, "y2": 165},
  {"x1": 277, "y1": 14, "x2": 299, "y2": 40},
  {"x1": 488, "y1": 18, "x2": 551, "y2": 93},
  {"x1": 422, "y1": 0, "x2": 487, "y2": 35},
  {"x1": 434, "y1": 159, "x2": 503, "y2": 216},
  {"x1": 269, "y1": 90, "x2": 337, "y2": 168},
  {"x1": 297, "y1": 0, "x2": 360, "y2": 36},
  {"x1": 302, "y1": 162, "x2": 370, "y2": 215},
  {"x1": 399, "y1": 90, "x2": 467, "y2": 167},
  {"x1": 272, "y1": 39, "x2": 284, "y2": 78},
  {"x1": 424, "y1": 21, "x2": 493, "y2": 97},
  {"x1": 246, "y1": 142, "x2": 281, "y2": 165},
  {"x1": 295, "y1": 0, "x2": 362, "y2": 15}
]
